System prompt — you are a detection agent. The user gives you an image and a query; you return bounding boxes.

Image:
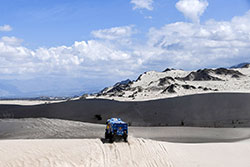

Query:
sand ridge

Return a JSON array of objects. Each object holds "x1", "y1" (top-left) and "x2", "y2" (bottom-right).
[
  {"x1": 1, "y1": 118, "x2": 250, "y2": 143},
  {"x1": 92, "y1": 67, "x2": 250, "y2": 101},
  {"x1": 1, "y1": 118, "x2": 250, "y2": 167},
  {"x1": 1, "y1": 93, "x2": 250, "y2": 127},
  {"x1": 1, "y1": 137, "x2": 250, "y2": 167}
]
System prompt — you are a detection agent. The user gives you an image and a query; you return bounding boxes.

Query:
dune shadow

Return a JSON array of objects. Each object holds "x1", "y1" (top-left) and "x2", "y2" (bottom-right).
[
  {"x1": 100, "y1": 137, "x2": 128, "y2": 144},
  {"x1": 100, "y1": 137, "x2": 111, "y2": 144}
]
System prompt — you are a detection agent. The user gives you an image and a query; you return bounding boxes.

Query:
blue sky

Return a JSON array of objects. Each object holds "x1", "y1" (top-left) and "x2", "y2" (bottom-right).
[
  {"x1": 1, "y1": 0, "x2": 249, "y2": 48},
  {"x1": 0, "y1": 0, "x2": 250, "y2": 97}
]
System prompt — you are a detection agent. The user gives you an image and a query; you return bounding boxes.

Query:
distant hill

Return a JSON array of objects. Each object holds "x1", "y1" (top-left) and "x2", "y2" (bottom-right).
[
  {"x1": 230, "y1": 62, "x2": 250, "y2": 68},
  {"x1": 92, "y1": 64, "x2": 250, "y2": 101}
]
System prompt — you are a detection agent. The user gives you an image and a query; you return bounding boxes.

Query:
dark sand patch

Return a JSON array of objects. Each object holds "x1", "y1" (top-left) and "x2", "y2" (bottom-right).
[{"x1": 1, "y1": 93, "x2": 250, "y2": 127}]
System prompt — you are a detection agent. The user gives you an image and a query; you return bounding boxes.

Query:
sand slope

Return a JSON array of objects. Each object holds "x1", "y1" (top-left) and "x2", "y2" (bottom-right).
[
  {"x1": 1, "y1": 119, "x2": 250, "y2": 166},
  {"x1": 0, "y1": 118, "x2": 104, "y2": 139},
  {"x1": 1, "y1": 137, "x2": 250, "y2": 167},
  {"x1": 1, "y1": 118, "x2": 250, "y2": 143},
  {"x1": 0, "y1": 100, "x2": 66, "y2": 106},
  {"x1": 1, "y1": 93, "x2": 250, "y2": 127},
  {"x1": 93, "y1": 67, "x2": 250, "y2": 101}
]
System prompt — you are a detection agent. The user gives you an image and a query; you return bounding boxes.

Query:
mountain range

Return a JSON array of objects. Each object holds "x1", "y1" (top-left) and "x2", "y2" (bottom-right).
[
  {"x1": 89, "y1": 63, "x2": 250, "y2": 101},
  {"x1": 1, "y1": 63, "x2": 250, "y2": 100}
]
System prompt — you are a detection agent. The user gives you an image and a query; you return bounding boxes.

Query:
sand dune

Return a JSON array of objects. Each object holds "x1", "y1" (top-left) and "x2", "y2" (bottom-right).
[
  {"x1": 1, "y1": 92, "x2": 250, "y2": 166},
  {"x1": 1, "y1": 93, "x2": 250, "y2": 127},
  {"x1": 1, "y1": 137, "x2": 250, "y2": 167},
  {"x1": 0, "y1": 138, "x2": 174, "y2": 167},
  {"x1": 1, "y1": 119, "x2": 250, "y2": 166},
  {"x1": 93, "y1": 67, "x2": 250, "y2": 101},
  {"x1": 1, "y1": 118, "x2": 250, "y2": 143},
  {"x1": 0, "y1": 100, "x2": 66, "y2": 106},
  {"x1": 0, "y1": 118, "x2": 104, "y2": 139}
]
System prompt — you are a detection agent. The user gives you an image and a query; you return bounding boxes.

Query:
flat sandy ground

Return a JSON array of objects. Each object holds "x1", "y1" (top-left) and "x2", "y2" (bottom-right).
[
  {"x1": 1, "y1": 118, "x2": 250, "y2": 167},
  {"x1": 0, "y1": 100, "x2": 66, "y2": 105}
]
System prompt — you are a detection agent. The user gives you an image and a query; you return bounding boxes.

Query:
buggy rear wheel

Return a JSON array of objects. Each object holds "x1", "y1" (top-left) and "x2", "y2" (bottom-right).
[{"x1": 109, "y1": 134, "x2": 114, "y2": 143}]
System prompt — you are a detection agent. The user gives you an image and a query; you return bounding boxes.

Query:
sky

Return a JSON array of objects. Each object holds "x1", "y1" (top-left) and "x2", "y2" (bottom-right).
[{"x1": 0, "y1": 0, "x2": 250, "y2": 97}]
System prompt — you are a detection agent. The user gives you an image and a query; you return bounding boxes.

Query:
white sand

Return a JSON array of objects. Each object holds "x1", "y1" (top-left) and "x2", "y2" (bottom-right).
[
  {"x1": 0, "y1": 137, "x2": 250, "y2": 167},
  {"x1": 2, "y1": 118, "x2": 250, "y2": 143},
  {"x1": 91, "y1": 67, "x2": 250, "y2": 101},
  {"x1": 0, "y1": 100, "x2": 66, "y2": 106},
  {"x1": 1, "y1": 119, "x2": 250, "y2": 166}
]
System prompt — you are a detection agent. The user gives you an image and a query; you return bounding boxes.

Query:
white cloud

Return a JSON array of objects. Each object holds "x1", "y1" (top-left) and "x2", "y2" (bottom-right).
[
  {"x1": 91, "y1": 25, "x2": 136, "y2": 40},
  {"x1": 1, "y1": 10, "x2": 250, "y2": 84},
  {"x1": 130, "y1": 0, "x2": 154, "y2": 11},
  {"x1": 1, "y1": 36, "x2": 23, "y2": 46},
  {"x1": 176, "y1": 0, "x2": 208, "y2": 23},
  {"x1": 144, "y1": 16, "x2": 153, "y2": 19},
  {"x1": 145, "y1": 10, "x2": 250, "y2": 69},
  {"x1": 0, "y1": 25, "x2": 12, "y2": 32},
  {"x1": 0, "y1": 37, "x2": 136, "y2": 78}
]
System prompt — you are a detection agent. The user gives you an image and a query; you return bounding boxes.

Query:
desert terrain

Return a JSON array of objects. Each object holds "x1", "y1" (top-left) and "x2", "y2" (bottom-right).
[
  {"x1": 1, "y1": 118, "x2": 250, "y2": 167},
  {"x1": 1, "y1": 66, "x2": 250, "y2": 166}
]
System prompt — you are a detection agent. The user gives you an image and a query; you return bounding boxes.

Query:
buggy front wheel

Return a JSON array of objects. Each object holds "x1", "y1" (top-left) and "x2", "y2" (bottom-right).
[{"x1": 123, "y1": 135, "x2": 128, "y2": 142}]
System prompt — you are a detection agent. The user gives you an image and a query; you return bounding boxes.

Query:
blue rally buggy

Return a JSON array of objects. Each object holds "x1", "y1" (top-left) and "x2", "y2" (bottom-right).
[{"x1": 105, "y1": 118, "x2": 128, "y2": 142}]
